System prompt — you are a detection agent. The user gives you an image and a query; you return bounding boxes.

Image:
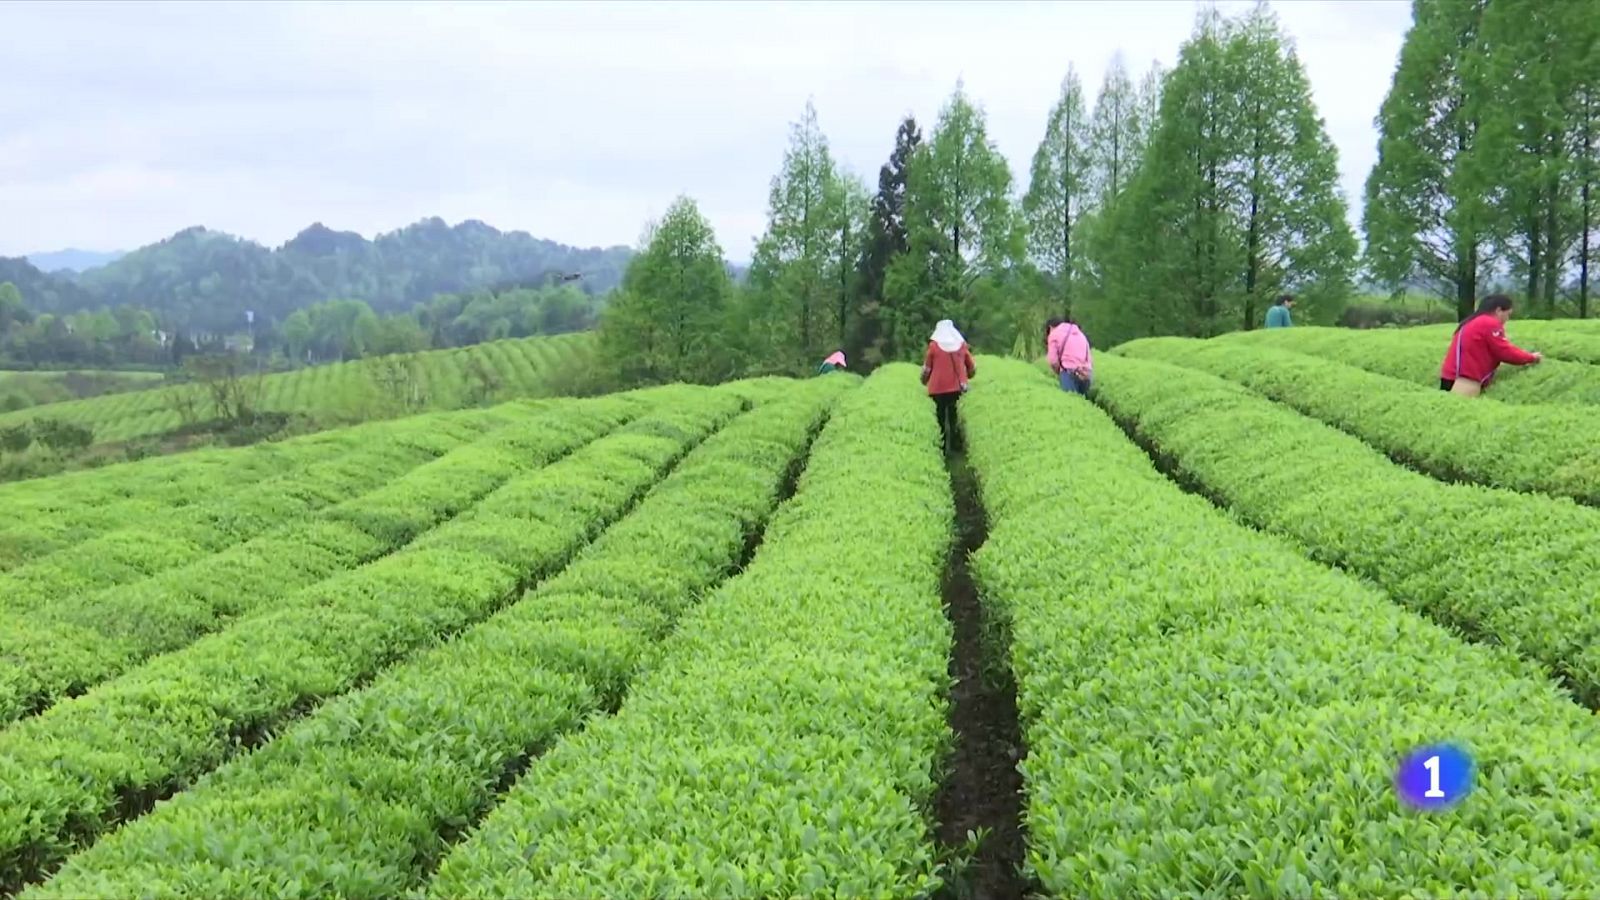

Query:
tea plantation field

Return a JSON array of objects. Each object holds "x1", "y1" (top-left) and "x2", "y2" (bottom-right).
[
  {"x1": 0, "y1": 370, "x2": 166, "y2": 413},
  {"x1": 6, "y1": 319, "x2": 1600, "y2": 898},
  {"x1": 0, "y1": 331, "x2": 595, "y2": 449}
]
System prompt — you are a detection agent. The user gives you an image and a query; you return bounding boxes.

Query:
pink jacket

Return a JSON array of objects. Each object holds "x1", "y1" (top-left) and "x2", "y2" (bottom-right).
[{"x1": 1047, "y1": 323, "x2": 1092, "y2": 375}]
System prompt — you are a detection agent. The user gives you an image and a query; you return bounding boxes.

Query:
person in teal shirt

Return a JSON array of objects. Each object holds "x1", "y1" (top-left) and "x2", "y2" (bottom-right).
[{"x1": 1265, "y1": 294, "x2": 1295, "y2": 328}]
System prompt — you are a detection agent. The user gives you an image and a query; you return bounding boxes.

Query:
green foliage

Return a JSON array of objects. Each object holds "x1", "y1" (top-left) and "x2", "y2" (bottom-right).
[
  {"x1": 0, "y1": 332, "x2": 597, "y2": 457},
  {"x1": 15, "y1": 220, "x2": 629, "y2": 335},
  {"x1": 428, "y1": 365, "x2": 952, "y2": 898},
  {"x1": 1117, "y1": 335, "x2": 1600, "y2": 502},
  {"x1": 1336, "y1": 292, "x2": 1456, "y2": 328},
  {"x1": 0, "y1": 370, "x2": 164, "y2": 412},
  {"x1": 742, "y1": 101, "x2": 869, "y2": 374},
  {"x1": 965, "y1": 356, "x2": 1600, "y2": 897},
  {"x1": 0, "y1": 388, "x2": 743, "y2": 892},
  {"x1": 889, "y1": 83, "x2": 1025, "y2": 355},
  {"x1": 0, "y1": 399, "x2": 633, "y2": 726},
  {"x1": 1023, "y1": 67, "x2": 1093, "y2": 313},
  {"x1": 1086, "y1": 5, "x2": 1355, "y2": 344},
  {"x1": 855, "y1": 115, "x2": 923, "y2": 368},
  {"x1": 1085, "y1": 55, "x2": 1161, "y2": 210},
  {"x1": 1363, "y1": 0, "x2": 1494, "y2": 316},
  {"x1": 1212, "y1": 323, "x2": 1600, "y2": 405},
  {"x1": 0, "y1": 424, "x2": 31, "y2": 453},
  {"x1": 598, "y1": 197, "x2": 735, "y2": 385},
  {"x1": 0, "y1": 280, "x2": 168, "y2": 370},
  {"x1": 1437, "y1": 0, "x2": 1599, "y2": 316},
  {"x1": 28, "y1": 418, "x2": 93, "y2": 454},
  {"x1": 28, "y1": 378, "x2": 853, "y2": 899},
  {"x1": 1095, "y1": 351, "x2": 1600, "y2": 708}
]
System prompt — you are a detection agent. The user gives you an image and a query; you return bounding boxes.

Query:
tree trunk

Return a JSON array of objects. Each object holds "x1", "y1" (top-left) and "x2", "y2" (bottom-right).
[
  {"x1": 839, "y1": 217, "x2": 851, "y2": 347},
  {"x1": 1528, "y1": 213, "x2": 1542, "y2": 305},
  {"x1": 801, "y1": 173, "x2": 814, "y2": 360},
  {"x1": 1583, "y1": 172, "x2": 1593, "y2": 318},
  {"x1": 1062, "y1": 115, "x2": 1074, "y2": 313},
  {"x1": 1457, "y1": 243, "x2": 1477, "y2": 321},
  {"x1": 1244, "y1": 117, "x2": 1263, "y2": 332},
  {"x1": 1543, "y1": 178, "x2": 1560, "y2": 309}
]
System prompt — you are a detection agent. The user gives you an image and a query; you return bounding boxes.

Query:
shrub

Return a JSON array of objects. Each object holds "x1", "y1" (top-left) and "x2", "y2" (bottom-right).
[
  {"x1": 29, "y1": 418, "x2": 93, "y2": 454},
  {"x1": 964, "y1": 357, "x2": 1600, "y2": 898}
]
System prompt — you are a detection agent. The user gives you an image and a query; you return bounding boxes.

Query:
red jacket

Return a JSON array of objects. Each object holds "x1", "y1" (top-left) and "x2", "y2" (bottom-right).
[
  {"x1": 1439, "y1": 315, "x2": 1538, "y2": 385},
  {"x1": 923, "y1": 342, "x2": 975, "y2": 395}
]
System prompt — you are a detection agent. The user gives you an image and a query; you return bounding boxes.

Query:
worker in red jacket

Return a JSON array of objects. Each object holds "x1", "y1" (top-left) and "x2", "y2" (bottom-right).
[
  {"x1": 1439, "y1": 294, "x2": 1542, "y2": 397},
  {"x1": 922, "y1": 319, "x2": 976, "y2": 453}
]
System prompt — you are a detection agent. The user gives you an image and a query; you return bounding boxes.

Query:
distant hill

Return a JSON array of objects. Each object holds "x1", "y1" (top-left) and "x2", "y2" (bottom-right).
[
  {"x1": 3, "y1": 218, "x2": 635, "y2": 333},
  {"x1": 0, "y1": 257, "x2": 94, "y2": 309},
  {"x1": 24, "y1": 248, "x2": 125, "y2": 274}
]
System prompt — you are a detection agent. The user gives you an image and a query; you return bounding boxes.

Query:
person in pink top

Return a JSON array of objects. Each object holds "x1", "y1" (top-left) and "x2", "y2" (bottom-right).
[{"x1": 1046, "y1": 316, "x2": 1093, "y2": 394}]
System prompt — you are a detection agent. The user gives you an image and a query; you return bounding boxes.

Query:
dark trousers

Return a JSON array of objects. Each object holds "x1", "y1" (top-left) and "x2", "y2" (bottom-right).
[
  {"x1": 1440, "y1": 378, "x2": 1453, "y2": 391},
  {"x1": 1059, "y1": 370, "x2": 1092, "y2": 395},
  {"x1": 932, "y1": 391, "x2": 961, "y2": 452}
]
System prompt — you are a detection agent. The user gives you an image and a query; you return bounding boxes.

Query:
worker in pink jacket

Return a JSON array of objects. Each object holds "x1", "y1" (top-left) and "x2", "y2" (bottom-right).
[{"x1": 1046, "y1": 316, "x2": 1093, "y2": 394}]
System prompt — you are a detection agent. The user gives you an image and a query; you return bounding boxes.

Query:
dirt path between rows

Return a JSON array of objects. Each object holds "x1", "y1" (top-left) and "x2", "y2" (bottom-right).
[{"x1": 933, "y1": 450, "x2": 1026, "y2": 900}]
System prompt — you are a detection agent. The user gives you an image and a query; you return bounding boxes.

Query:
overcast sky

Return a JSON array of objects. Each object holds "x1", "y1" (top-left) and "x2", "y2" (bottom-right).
[{"x1": 1, "y1": 0, "x2": 1413, "y2": 261}]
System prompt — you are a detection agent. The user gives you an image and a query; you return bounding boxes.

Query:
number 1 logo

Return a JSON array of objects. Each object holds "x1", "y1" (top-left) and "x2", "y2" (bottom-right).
[
  {"x1": 1396, "y1": 744, "x2": 1474, "y2": 810},
  {"x1": 1423, "y1": 754, "x2": 1444, "y2": 798}
]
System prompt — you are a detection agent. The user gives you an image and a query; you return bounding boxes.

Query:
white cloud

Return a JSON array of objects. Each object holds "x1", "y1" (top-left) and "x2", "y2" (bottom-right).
[{"x1": 0, "y1": 0, "x2": 1412, "y2": 259}]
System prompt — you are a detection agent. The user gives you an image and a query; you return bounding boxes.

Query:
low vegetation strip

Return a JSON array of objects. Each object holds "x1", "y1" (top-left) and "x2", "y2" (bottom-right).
[
  {"x1": 1354, "y1": 321, "x2": 1600, "y2": 367},
  {"x1": 0, "y1": 371, "x2": 165, "y2": 412},
  {"x1": 0, "y1": 386, "x2": 740, "y2": 893},
  {"x1": 1115, "y1": 337, "x2": 1600, "y2": 503},
  {"x1": 26, "y1": 377, "x2": 853, "y2": 899},
  {"x1": 0, "y1": 406, "x2": 553, "y2": 614},
  {"x1": 427, "y1": 365, "x2": 952, "y2": 899},
  {"x1": 1477, "y1": 321, "x2": 1600, "y2": 366},
  {"x1": 1092, "y1": 353, "x2": 1600, "y2": 706},
  {"x1": 0, "y1": 332, "x2": 596, "y2": 447},
  {"x1": 1217, "y1": 326, "x2": 1600, "y2": 405},
  {"x1": 962, "y1": 358, "x2": 1600, "y2": 898},
  {"x1": 0, "y1": 395, "x2": 641, "y2": 725},
  {"x1": 0, "y1": 402, "x2": 537, "y2": 570}
]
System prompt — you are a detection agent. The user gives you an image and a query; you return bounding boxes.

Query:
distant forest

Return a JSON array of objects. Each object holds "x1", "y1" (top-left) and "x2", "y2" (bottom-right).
[
  {"x1": 0, "y1": 218, "x2": 645, "y2": 369},
  {"x1": 0, "y1": 217, "x2": 635, "y2": 334}
]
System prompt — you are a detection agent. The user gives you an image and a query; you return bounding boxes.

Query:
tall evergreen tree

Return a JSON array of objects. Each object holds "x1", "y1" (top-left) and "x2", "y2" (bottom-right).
[
  {"x1": 1095, "y1": 5, "x2": 1354, "y2": 341},
  {"x1": 888, "y1": 82, "x2": 1024, "y2": 353},
  {"x1": 1574, "y1": 16, "x2": 1600, "y2": 317},
  {"x1": 1474, "y1": 0, "x2": 1584, "y2": 313},
  {"x1": 1229, "y1": 4, "x2": 1357, "y2": 329},
  {"x1": 1086, "y1": 55, "x2": 1148, "y2": 209},
  {"x1": 831, "y1": 172, "x2": 872, "y2": 352},
  {"x1": 597, "y1": 196, "x2": 732, "y2": 384},
  {"x1": 1024, "y1": 67, "x2": 1093, "y2": 312},
  {"x1": 1363, "y1": 0, "x2": 1493, "y2": 319},
  {"x1": 745, "y1": 100, "x2": 844, "y2": 372},
  {"x1": 1136, "y1": 61, "x2": 1165, "y2": 135},
  {"x1": 1078, "y1": 56, "x2": 1162, "y2": 335},
  {"x1": 854, "y1": 115, "x2": 922, "y2": 367}
]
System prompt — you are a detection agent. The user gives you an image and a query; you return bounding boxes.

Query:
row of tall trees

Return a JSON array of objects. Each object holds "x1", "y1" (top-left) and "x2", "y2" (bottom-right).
[
  {"x1": 1365, "y1": 0, "x2": 1600, "y2": 319},
  {"x1": 598, "y1": 1, "x2": 1352, "y2": 378},
  {"x1": 280, "y1": 284, "x2": 597, "y2": 365},
  {"x1": 597, "y1": 0, "x2": 1599, "y2": 380},
  {"x1": 1, "y1": 276, "x2": 598, "y2": 371},
  {"x1": 1092, "y1": 7, "x2": 1357, "y2": 342},
  {"x1": 0, "y1": 282, "x2": 169, "y2": 368}
]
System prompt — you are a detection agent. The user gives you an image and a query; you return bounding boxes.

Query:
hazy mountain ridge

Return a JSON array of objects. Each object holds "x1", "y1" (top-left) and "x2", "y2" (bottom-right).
[
  {"x1": 23, "y1": 249, "x2": 126, "y2": 274},
  {"x1": 4, "y1": 217, "x2": 638, "y2": 333}
]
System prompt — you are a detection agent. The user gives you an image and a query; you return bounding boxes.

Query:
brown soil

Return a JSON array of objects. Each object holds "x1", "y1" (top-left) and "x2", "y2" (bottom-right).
[{"x1": 933, "y1": 451, "x2": 1026, "y2": 900}]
